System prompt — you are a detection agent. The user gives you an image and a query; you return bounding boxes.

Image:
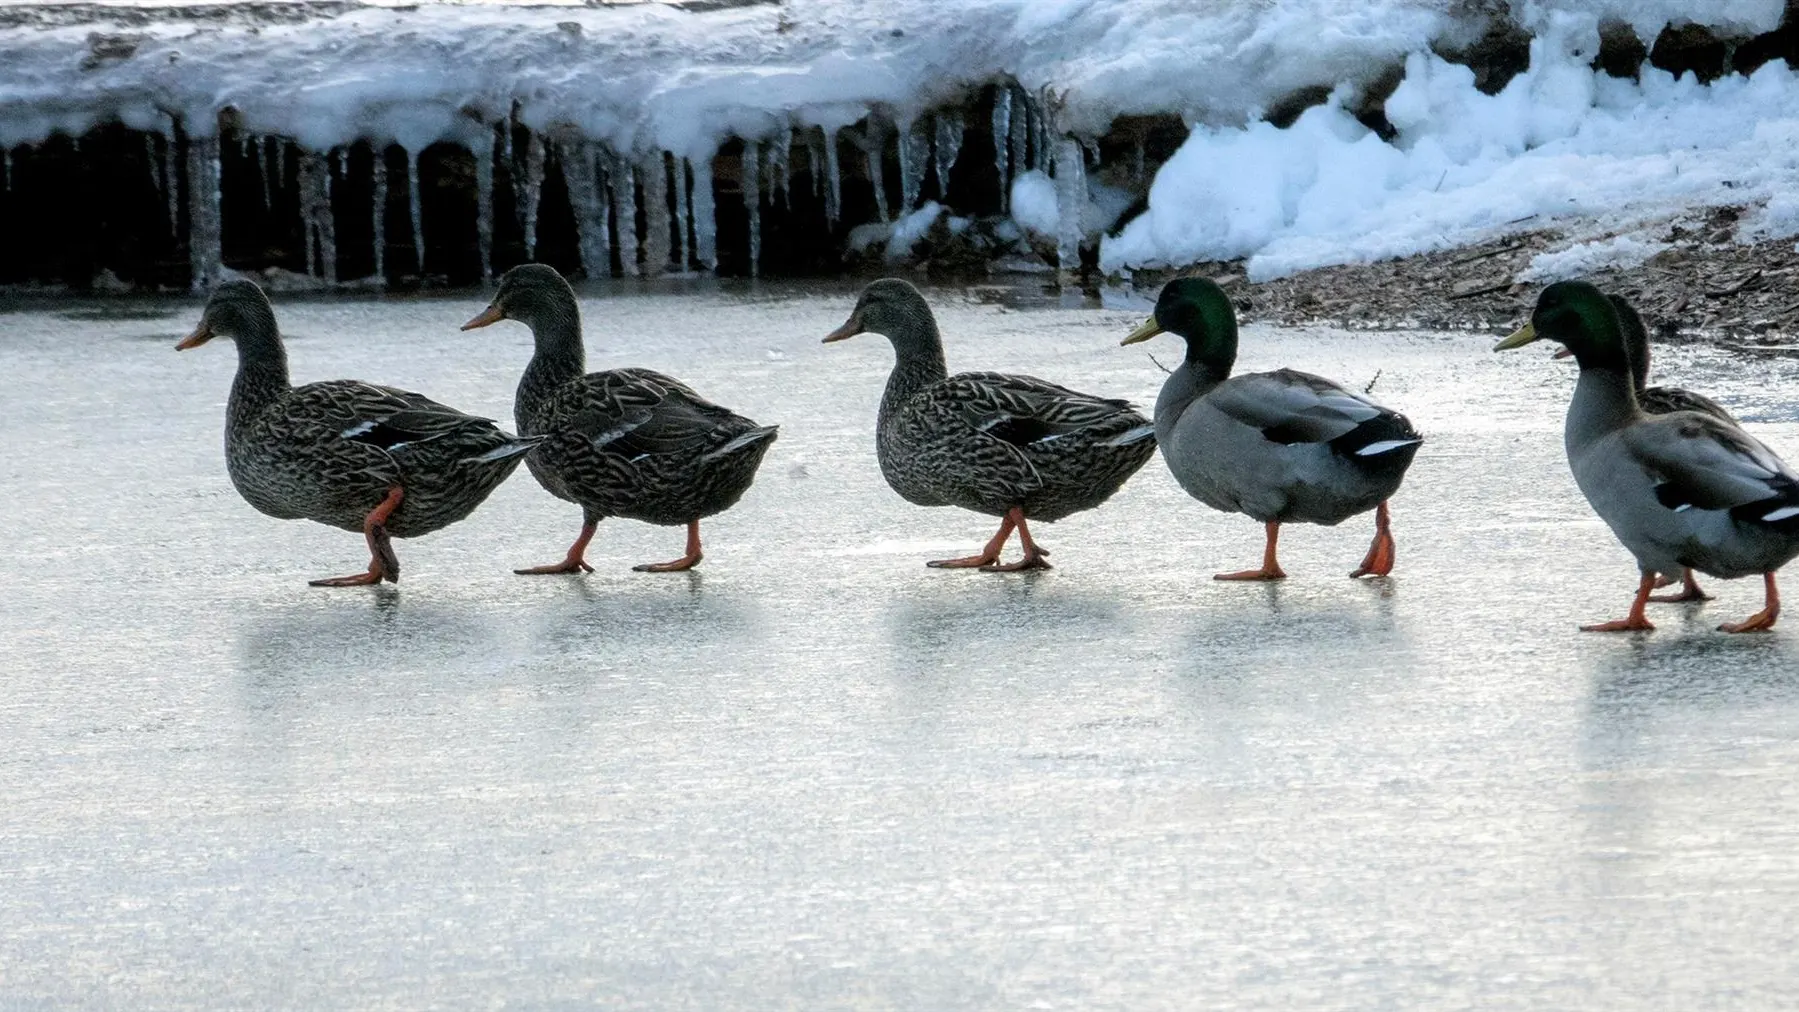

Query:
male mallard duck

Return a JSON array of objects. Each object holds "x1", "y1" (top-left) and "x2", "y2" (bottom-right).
[
  {"x1": 1121, "y1": 277, "x2": 1422, "y2": 580},
  {"x1": 1567, "y1": 295, "x2": 1738, "y2": 603},
  {"x1": 461, "y1": 264, "x2": 777, "y2": 573},
  {"x1": 823, "y1": 278, "x2": 1155, "y2": 571},
  {"x1": 1497, "y1": 281, "x2": 1799, "y2": 632},
  {"x1": 178, "y1": 280, "x2": 541, "y2": 586}
]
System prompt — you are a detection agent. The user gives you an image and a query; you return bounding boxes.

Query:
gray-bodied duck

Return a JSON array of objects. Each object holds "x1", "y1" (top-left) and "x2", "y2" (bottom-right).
[
  {"x1": 178, "y1": 280, "x2": 541, "y2": 586},
  {"x1": 824, "y1": 278, "x2": 1155, "y2": 571},
  {"x1": 1121, "y1": 277, "x2": 1422, "y2": 580},
  {"x1": 1497, "y1": 281, "x2": 1799, "y2": 632},
  {"x1": 461, "y1": 264, "x2": 777, "y2": 573},
  {"x1": 1565, "y1": 294, "x2": 1738, "y2": 603}
]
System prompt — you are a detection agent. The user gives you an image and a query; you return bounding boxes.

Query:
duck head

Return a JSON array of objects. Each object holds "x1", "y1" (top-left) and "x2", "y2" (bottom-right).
[
  {"x1": 1495, "y1": 281, "x2": 1630, "y2": 371},
  {"x1": 176, "y1": 279, "x2": 276, "y2": 350},
  {"x1": 461, "y1": 263, "x2": 577, "y2": 332},
  {"x1": 823, "y1": 278, "x2": 937, "y2": 347},
  {"x1": 1120, "y1": 277, "x2": 1239, "y2": 374}
]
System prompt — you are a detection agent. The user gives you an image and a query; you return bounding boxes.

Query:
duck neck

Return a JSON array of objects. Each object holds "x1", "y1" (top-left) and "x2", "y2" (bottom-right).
[
  {"x1": 517, "y1": 301, "x2": 587, "y2": 422},
  {"x1": 1154, "y1": 358, "x2": 1229, "y2": 444},
  {"x1": 878, "y1": 316, "x2": 950, "y2": 419},
  {"x1": 226, "y1": 316, "x2": 291, "y2": 430},
  {"x1": 1567, "y1": 363, "x2": 1640, "y2": 454},
  {"x1": 1154, "y1": 329, "x2": 1235, "y2": 440}
]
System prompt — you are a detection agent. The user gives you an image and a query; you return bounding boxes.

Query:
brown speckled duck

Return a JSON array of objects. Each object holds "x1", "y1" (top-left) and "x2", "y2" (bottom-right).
[
  {"x1": 462, "y1": 264, "x2": 777, "y2": 573},
  {"x1": 824, "y1": 278, "x2": 1156, "y2": 571},
  {"x1": 178, "y1": 280, "x2": 541, "y2": 586}
]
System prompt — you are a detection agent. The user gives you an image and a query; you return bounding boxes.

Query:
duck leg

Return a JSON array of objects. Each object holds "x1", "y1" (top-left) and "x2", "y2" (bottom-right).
[
  {"x1": 981, "y1": 508, "x2": 1052, "y2": 572},
  {"x1": 634, "y1": 519, "x2": 704, "y2": 572},
  {"x1": 1216, "y1": 522, "x2": 1287, "y2": 581},
  {"x1": 516, "y1": 519, "x2": 598, "y2": 575},
  {"x1": 311, "y1": 486, "x2": 404, "y2": 587},
  {"x1": 1649, "y1": 567, "x2": 1712, "y2": 603},
  {"x1": 1718, "y1": 572, "x2": 1780, "y2": 633},
  {"x1": 927, "y1": 513, "x2": 1016, "y2": 568},
  {"x1": 1349, "y1": 501, "x2": 1396, "y2": 578},
  {"x1": 1582, "y1": 572, "x2": 1657, "y2": 632}
]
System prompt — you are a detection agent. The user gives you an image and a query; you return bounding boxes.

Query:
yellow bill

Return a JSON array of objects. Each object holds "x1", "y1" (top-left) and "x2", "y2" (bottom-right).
[
  {"x1": 1493, "y1": 321, "x2": 1539, "y2": 351},
  {"x1": 1121, "y1": 315, "x2": 1164, "y2": 346}
]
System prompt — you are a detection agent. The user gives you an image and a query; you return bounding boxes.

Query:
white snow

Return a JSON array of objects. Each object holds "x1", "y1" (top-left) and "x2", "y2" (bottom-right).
[
  {"x1": 1102, "y1": 10, "x2": 1799, "y2": 279},
  {"x1": 1516, "y1": 234, "x2": 1670, "y2": 284},
  {"x1": 1, "y1": 0, "x2": 1793, "y2": 279}
]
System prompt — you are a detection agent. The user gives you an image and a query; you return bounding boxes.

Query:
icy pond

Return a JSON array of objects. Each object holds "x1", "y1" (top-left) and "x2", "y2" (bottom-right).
[{"x1": 4, "y1": 282, "x2": 1799, "y2": 1007}]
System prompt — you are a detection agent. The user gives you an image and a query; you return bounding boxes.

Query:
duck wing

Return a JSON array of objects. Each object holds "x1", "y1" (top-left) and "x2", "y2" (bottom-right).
[
  {"x1": 1624, "y1": 411, "x2": 1799, "y2": 526},
  {"x1": 1640, "y1": 384, "x2": 1735, "y2": 424},
  {"x1": 1209, "y1": 368, "x2": 1420, "y2": 457},
  {"x1": 548, "y1": 368, "x2": 744, "y2": 457},
  {"x1": 948, "y1": 371, "x2": 1148, "y2": 448}
]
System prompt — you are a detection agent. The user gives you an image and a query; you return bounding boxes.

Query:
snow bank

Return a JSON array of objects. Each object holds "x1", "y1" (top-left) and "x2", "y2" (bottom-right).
[
  {"x1": 1102, "y1": 7, "x2": 1799, "y2": 279},
  {"x1": 1516, "y1": 234, "x2": 1670, "y2": 283},
  {"x1": 1, "y1": 0, "x2": 1792, "y2": 283}
]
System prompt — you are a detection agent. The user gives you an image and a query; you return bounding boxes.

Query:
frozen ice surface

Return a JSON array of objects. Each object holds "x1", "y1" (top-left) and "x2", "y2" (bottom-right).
[{"x1": 5, "y1": 286, "x2": 1799, "y2": 1006}]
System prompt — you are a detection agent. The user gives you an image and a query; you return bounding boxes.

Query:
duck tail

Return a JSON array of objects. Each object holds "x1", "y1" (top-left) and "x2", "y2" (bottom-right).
[
  {"x1": 1101, "y1": 423, "x2": 1157, "y2": 448},
  {"x1": 701, "y1": 425, "x2": 779, "y2": 463},
  {"x1": 471, "y1": 433, "x2": 549, "y2": 464}
]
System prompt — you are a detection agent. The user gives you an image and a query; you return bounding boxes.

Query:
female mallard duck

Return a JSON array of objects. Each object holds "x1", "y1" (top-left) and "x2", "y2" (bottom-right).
[
  {"x1": 823, "y1": 278, "x2": 1156, "y2": 571},
  {"x1": 1575, "y1": 294, "x2": 1738, "y2": 603},
  {"x1": 461, "y1": 264, "x2": 777, "y2": 573},
  {"x1": 1497, "y1": 280, "x2": 1799, "y2": 632},
  {"x1": 178, "y1": 280, "x2": 541, "y2": 586},
  {"x1": 1121, "y1": 277, "x2": 1422, "y2": 580}
]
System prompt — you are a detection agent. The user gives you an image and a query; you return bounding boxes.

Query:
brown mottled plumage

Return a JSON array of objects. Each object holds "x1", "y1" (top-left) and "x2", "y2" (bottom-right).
[
  {"x1": 463, "y1": 265, "x2": 776, "y2": 573},
  {"x1": 178, "y1": 280, "x2": 541, "y2": 586},
  {"x1": 825, "y1": 278, "x2": 1155, "y2": 571}
]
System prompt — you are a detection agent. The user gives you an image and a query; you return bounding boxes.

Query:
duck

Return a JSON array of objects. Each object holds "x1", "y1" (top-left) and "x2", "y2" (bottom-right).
[
  {"x1": 823, "y1": 278, "x2": 1156, "y2": 571},
  {"x1": 1574, "y1": 294, "x2": 1738, "y2": 603},
  {"x1": 461, "y1": 264, "x2": 777, "y2": 573},
  {"x1": 1496, "y1": 280, "x2": 1799, "y2": 632},
  {"x1": 177, "y1": 279, "x2": 542, "y2": 586},
  {"x1": 1121, "y1": 277, "x2": 1422, "y2": 580}
]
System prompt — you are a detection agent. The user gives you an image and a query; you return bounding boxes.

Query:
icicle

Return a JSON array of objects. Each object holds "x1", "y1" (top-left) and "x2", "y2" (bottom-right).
[
  {"x1": 186, "y1": 133, "x2": 222, "y2": 293},
  {"x1": 143, "y1": 134, "x2": 159, "y2": 197},
  {"x1": 561, "y1": 139, "x2": 607, "y2": 280},
  {"x1": 823, "y1": 127, "x2": 842, "y2": 225},
  {"x1": 993, "y1": 89, "x2": 1007, "y2": 208},
  {"x1": 863, "y1": 121, "x2": 890, "y2": 223},
  {"x1": 767, "y1": 128, "x2": 791, "y2": 209},
  {"x1": 163, "y1": 119, "x2": 180, "y2": 238},
  {"x1": 807, "y1": 131, "x2": 823, "y2": 199},
  {"x1": 4, "y1": 147, "x2": 11, "y2": 192},
  {"x1": 371, "y1": 148, "x2": 388, "y2": 282},
  {"x1": 934, "y1": 110, "x2": 964, "y2": 199},
  {"x1": 261, "y1": 136, "x2": 276, "y2": 210},
  {"x1": 523, "y1": 133, "x2": 546, "y2": 262},
  {"x1": 691, "y1": 153, "x2": 717, "y2": 272},
  {"x1": 298, "y1": 148, "x2": 335, "y2": 281},
  {"x1": 639, "y1": 151, "x2": 670, "y2": 277},
  {"x1": 405, "y1": 146, "x2": 424, "y2": 276},
  {"x1": 673, "y1": 156, "x2": 691, "y2": 272},
  {"x1": 1132, "y1": 135, "x2": 1146, "y2": 185},
  {"x1": 897, "y1": 117, "x2": 930, "y2": 213},
  {"x1": 741, "y1": 139, "x2": 761, "y2": 278},
  {"x1": 474, "y1": 134, "x2": 495, "y2": 282},
  {"x1": 278, "y1": 138, "x2": 291, "y2": 193},
  {"x1": 1053, "y1": 136, "x2": 1085, "y2": 284},
  {"x1": 608, "y1": 152, "x2": 639, "y2": 278},
  {"x1": 1032, "y1": 99, "x2": 1051, "y2": 173},
  {"x1": 1008, "y1": 87, "x2": 1029, "y2": 178}
]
